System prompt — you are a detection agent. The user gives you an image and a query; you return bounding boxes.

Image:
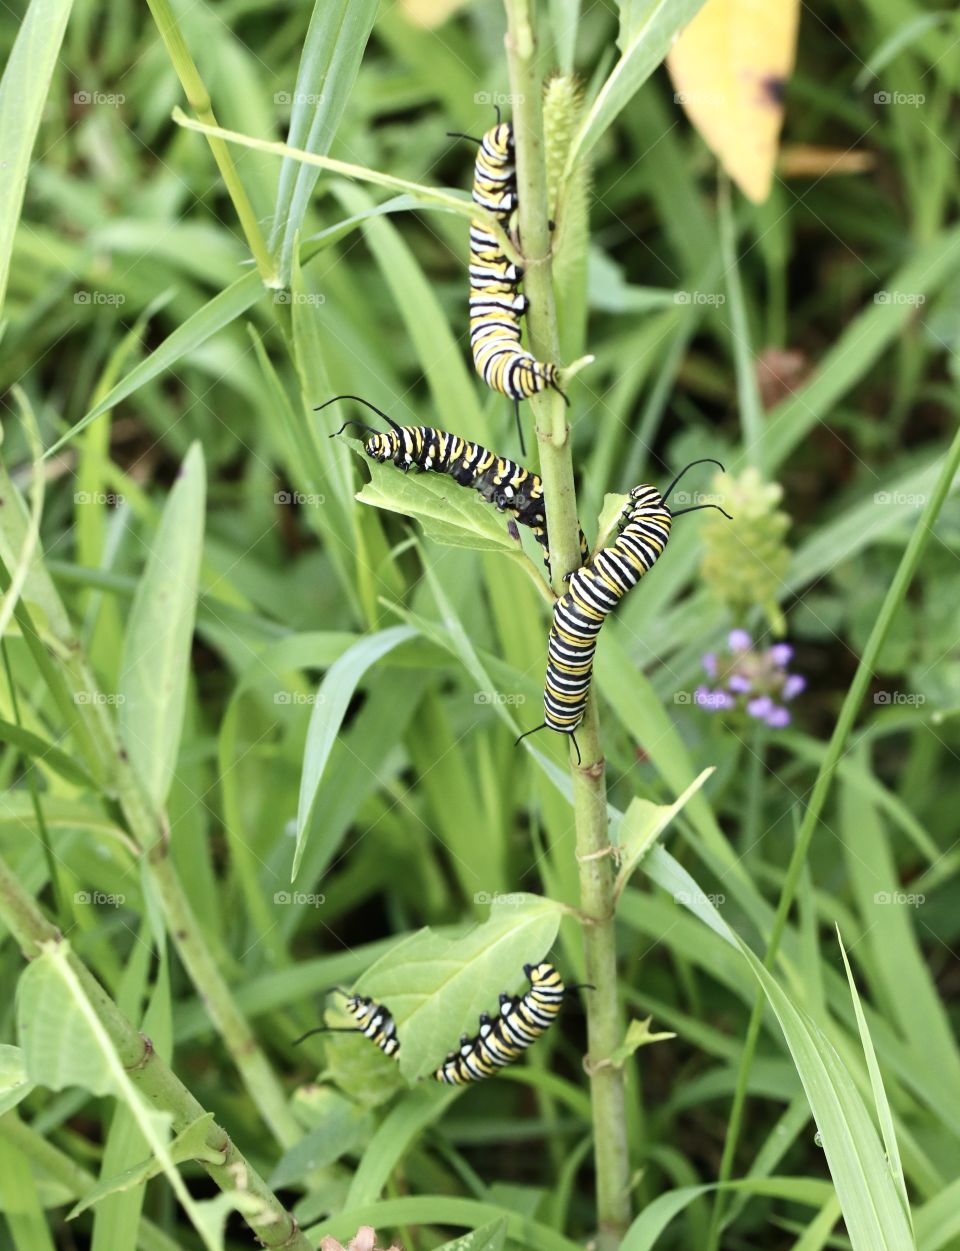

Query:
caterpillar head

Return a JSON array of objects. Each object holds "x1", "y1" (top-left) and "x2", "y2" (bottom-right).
[
  {"x1": 628, "y1": 483, "x2": 668, "y2": 514},
  {"x1": 365, "y1": 431, "x2": 394, "y2": 462}
]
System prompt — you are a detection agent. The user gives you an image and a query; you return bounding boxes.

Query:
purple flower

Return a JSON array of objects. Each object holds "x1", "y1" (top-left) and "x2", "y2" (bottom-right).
[
  {"x1": 728, "y1": 673, "x2": 752, "y2": 693},
  {"x1": 746, "y1": 695, "x2": 773, "y2": 720},
  {"x1": 728, "y1": 629, "x2": 752, "y2": 652},
  {"x1": 702, "y1": 652, "x2": 717, "y2": 678},
  {"x1": 769, "y1": 643, "x2": 793, "y2": 667},
  {"x1": 766, "y1": 705, "x2": 791, "y2": 728},
  {"x1": 782, "y1": 674, "x2": 806, "y2": 700}
]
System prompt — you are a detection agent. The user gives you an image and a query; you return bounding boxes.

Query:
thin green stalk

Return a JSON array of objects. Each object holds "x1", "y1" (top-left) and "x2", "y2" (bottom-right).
[
  {"x1": 706, "y1": 423, "x2": 960, "y2": 1248},
  {"x1": 0, "y1": 852, "x2": 313, "y2": 1251},
  {"x1": 503, "y1": 3, "x2": 631, "y2": 1243},
  {"x1": 144, "y1": 0, "x2": 276, "y2": 286}
]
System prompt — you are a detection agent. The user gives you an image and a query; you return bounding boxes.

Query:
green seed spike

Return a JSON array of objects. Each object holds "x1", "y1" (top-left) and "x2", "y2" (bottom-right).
[{"x1": 700, "y1": 467, "x2": 792, "y2": 636}]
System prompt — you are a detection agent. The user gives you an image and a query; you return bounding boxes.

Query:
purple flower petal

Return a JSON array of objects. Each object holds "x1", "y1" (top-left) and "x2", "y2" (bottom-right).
[
  {"x1": 727, "y1": 674, "x2": 751, "y2": 693},
  {"x1": 716, "y1": 692, "x2": 736, "y2": 710},
  {"x1": 702, "y1": 652, "x2": 717, "y2": 678},
  {"x1": 728, "y1": 629, "x2": 752, "y2": 652},
  {"x1": 766, "y1": 705, "x2": 791, "y2": 728},
  {"x1": 769, "y1": 643, "x2": 793, "y2": 667},
  {"x1": 782, "y1": 674, "x2": 806, "y2": 700},
  {"x1": 747, "y1": 695, "x2": 773, "y2": 720}
]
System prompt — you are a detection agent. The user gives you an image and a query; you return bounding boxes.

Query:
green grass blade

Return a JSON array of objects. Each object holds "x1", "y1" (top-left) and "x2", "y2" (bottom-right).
[
  {"x1": 0, "y1": 0, "x2": 74, "y2": 314},
  {"x1": 270, "y1": 0, "x2": 379, "y2": 282},
  {"x1": 118, "y1": 443, "x2": 205, "y2": 811}
]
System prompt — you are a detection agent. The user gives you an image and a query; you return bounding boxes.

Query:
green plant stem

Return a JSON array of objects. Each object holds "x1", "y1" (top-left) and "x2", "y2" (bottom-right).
[
  {"x1": 503, "y1": 3, "x2": 631, "y2": 1244},
  {"x1": 0, "y1": 853, "x2": 312, "y2": 1251},
  {"x1": 145, "y1": 0, "x2": 276, "y2": 286},
  {"x1": 0, "y1": 1114, "x2": 181, "y2": 1251},
  {"x1": 706, "y1": 422, "x2": 960, "y2": 1249}
]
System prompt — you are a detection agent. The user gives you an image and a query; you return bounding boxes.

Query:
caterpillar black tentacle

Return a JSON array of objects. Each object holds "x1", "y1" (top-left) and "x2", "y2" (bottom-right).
[{"x1": 319, "y1": 394, "x2": 588, "y2": 575}]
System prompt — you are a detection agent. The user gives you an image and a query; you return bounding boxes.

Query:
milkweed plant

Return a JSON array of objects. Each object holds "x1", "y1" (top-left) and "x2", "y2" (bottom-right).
[{"x1": 0, "y1": 1, "x2": 958, "y2": 1251}]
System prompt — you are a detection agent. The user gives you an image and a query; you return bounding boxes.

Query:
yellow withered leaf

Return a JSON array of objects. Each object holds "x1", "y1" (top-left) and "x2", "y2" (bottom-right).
[{"x1": 667, "y1": 0, "x2": 800, "y2": 203}]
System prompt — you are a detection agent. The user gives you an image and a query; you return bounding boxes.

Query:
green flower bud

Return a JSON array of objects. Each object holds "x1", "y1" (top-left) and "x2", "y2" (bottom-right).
[{"x1": 700, "y1": 467, "x2": 791, "y2": 635}]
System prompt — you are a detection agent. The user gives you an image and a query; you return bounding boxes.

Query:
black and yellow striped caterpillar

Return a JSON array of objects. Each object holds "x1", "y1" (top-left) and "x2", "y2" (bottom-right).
[
  {"x1": 518, "y1": 462, "x2": 731, "y2": 763},
  {"x1": 451, "y1": 117, "x2": 566, "y2": 446},
  {"x1": 293, "y1": 964, "x2": 590, "y2": 1085},
  {"x1": 434, "y1": 961, "x2": 590, "y2": 1086},
  {"x1": 318, "y1": 394, "x2": 588, "y2": 575}
]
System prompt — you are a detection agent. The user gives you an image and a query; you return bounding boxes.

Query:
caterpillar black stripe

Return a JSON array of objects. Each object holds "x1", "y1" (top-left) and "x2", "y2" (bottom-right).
[
  {"x1": 434, "y1": 961, "x2": 589, "y2": 1086},
  {"x1": 461, "y1": 121, "x2": 566, "y2": 425},
  {"x1": 518, "y1": 462, "x2": 732, "y2": 763},
  {"x1": 318, "y1": 394, "x2": 588, "y2": 574}
]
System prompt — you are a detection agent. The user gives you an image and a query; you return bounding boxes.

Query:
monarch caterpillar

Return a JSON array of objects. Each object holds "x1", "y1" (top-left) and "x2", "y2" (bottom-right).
[
  {"x1": 433, "y1": 961, "x2": 592, "y2": 1086},
  {"x1": 518, "y1": 461, "x2": 732, "y2": 764},
  {"x1": 294, "y1": 963, "x2": 591, "y2": 1085},
  {"x1": 318, "y1": 393, "x2": 588, "y2": 574},
  {"x1": 450, "y1": 116, "x2": 566, "y2": 450},
  {"x1": 293, "y1": 989, "x2": 399, "y2": 1057}
]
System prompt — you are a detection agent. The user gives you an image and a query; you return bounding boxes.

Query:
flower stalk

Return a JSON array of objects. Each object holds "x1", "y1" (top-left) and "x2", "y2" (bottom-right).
[{"x1": 503, "y1": 2, "x2": 631, "y2": 1242}]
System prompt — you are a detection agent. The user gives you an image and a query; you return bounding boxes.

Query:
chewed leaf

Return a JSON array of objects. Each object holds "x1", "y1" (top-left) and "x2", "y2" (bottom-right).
[
  {"x1": 354, "y1": 894, "x2": 564, "y2": 1081},
  {"x1": 354, "y1": 446, "x2": 526, "y2": 557}
]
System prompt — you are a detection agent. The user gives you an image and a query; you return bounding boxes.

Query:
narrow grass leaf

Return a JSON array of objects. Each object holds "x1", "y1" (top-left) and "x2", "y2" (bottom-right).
[
  {"x1": 346, "y1": 1086, "x2": 460, "y2": 1206},
  {"x1": 293, "y1": 625, "x2": 418, "y2": 880},
  {"x1": 119, "y1": 443, "x2": 206, "y2": 810},
  {"x1": 0, "y1": 0, "x2": 74, "y2": 313},
  {"x1": 271, "y1": 0, "x2": 379, "y2": 282},
  {"x1": 836, "y1": 929, "x2": 911, "y2": 1228}
]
